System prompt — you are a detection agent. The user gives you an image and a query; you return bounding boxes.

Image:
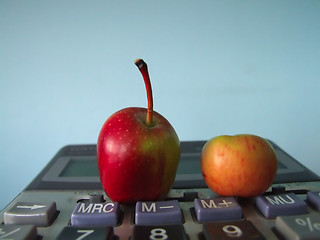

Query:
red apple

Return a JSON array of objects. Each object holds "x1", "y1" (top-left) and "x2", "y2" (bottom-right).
[
  {"x1": 201, "y1": 134, "x2": 277, "y2": 197},
  {"x1": 97, "y1": 59, "x2": 180, "y2": 204}
]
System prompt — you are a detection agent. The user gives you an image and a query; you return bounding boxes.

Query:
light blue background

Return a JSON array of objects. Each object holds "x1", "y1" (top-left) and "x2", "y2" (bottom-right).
[{"x1": 1, "y1": 1, "x2": 319, "y2": 210}]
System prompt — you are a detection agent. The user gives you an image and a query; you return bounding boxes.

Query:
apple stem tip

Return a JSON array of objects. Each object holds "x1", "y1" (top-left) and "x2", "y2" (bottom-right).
[
  {"x1": 134, "y1": 58, "x2": 145, "y2": 68},
  {"x1": 135, "y1": 58, "x2": 153, "y2": 126}
]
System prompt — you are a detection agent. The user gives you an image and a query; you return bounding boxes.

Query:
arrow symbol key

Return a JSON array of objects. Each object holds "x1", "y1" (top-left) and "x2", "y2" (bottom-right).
[
  {"x1": 16, "y1": 204, "x2": 46, "y2": 210},
  {"x1": 4, "y1": 202, "x2": 58, "y2": 227}
]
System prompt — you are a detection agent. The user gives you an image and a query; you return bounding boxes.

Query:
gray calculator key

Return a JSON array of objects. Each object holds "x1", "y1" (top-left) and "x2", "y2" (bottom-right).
[
  {"x1": 256, "y1": 193, "x2": 307, "y2": 218},
  {"x1": 132, "y1": 225, "x2": 188, "y2": 240},
  {"x1": 4, "y1": 202, "x2": 57, "y2": 227},
  {"x1": 71, "y1": 202, "x2": 120, "y2": 227},
  {"x1": 135, "y1": 200, "x2": 182, "y2": 225},
  {"x1": 203, "y1": 220, "x2": 265, "y2": 239},
  {"x1": 56, "y1": 226, "x2": 114, "y2": 240},
  {"x1": 275, "y1": 212, "x2": 320, "y2": 240},
  {"x1": 194, "y1": 197, "x2": 242, "y2": 223},
  {"x1": 0, "y1": 225, "x2": 37, "y2": 240}
]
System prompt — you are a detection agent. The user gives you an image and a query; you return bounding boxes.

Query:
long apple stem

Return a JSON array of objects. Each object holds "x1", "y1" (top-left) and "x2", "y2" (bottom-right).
[{"x1": 135, "y1": 58, "x2": 153, "y2": 126}]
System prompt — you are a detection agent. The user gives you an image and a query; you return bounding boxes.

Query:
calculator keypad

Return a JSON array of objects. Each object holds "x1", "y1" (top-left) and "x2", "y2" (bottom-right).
[{"x1": 2, "y1": 190, "x2": 320, "y2": 239}]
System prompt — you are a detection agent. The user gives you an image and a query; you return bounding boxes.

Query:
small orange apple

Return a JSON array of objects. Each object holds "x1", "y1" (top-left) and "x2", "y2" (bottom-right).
[{"x1": 201, "y1": 134, "x2": 277, "y2": 197}]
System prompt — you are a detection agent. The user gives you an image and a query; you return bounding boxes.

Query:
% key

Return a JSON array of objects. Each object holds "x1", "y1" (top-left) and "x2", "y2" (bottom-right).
[{"x1": 275, "y1": 212, "x2": 320, "y2": 240}]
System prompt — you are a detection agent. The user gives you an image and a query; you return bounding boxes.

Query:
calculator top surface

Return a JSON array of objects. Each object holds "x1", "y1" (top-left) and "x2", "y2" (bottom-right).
[{"x1": 26, "y1": 140, "x2": 320, "y2": 191}]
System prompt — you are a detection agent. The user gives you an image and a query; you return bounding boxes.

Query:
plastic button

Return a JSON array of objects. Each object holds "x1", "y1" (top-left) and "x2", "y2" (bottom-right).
[
  {"x1": 0, "y1": 225, "x2": 37, "y2": 240},
  {"x1": 132, "y1": 225, "x2": 188, "y2": 240},
  {"x1": 256, "y1": 193, "x2": 307, "y2": 218},
  {"x1": 4, "y1": 202, "x2": 58, "y2": 227},
  {"x1": 202, "y1": 220, "x2": 265, "y2": 240},
  {"x1": 56, "y1": 226, "x2": 114, "y2": 240},
  {"x1": 70, "y1": 202, "x2": 120, "y2": 227},
  {"x1": 275, "y1": 212, "x2": 320, "y2": 240},
  {"x1": 307, "y1": 191, "x2": 320, "y2": 211},
  {"x1": 135, "y1": 200, "x2": 183, "y2": 225},
  {"x1": 194, "y1": 197, "x2": 242, "y2": 223}
]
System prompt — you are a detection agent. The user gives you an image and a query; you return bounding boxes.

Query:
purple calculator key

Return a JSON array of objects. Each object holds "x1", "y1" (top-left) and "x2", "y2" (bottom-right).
[
  {"x1": 307, "y1": 191, "x2": 320, "y2": 211},
  {"x1": 194, "y1": 197, "x2": 242, "y2": 223},
  {"x1": 70, "y1": 202, "x2": 120, "y2": 227},
  {"x1": 135, "y1": 200, "x2": 183, "y2": 225},
  {"x1": 256, "y1": 193, "x2": 307, "y2": 218}
]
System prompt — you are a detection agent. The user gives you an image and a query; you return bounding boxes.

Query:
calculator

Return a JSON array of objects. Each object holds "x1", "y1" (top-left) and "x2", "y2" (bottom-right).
[{"x1": 1, "y1": 140, "x2": 320, "y2": 239}]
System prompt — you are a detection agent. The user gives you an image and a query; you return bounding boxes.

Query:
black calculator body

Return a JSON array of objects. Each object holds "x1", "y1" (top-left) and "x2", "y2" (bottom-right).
[{"x1": 1, "y1": 140, "x2": 320, "y2": 239}]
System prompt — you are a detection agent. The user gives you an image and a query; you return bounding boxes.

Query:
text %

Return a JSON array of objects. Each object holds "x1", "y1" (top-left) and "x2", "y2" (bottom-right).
[{"x1": 295, "y1": 217, "x2": 320, "y2": 232}]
